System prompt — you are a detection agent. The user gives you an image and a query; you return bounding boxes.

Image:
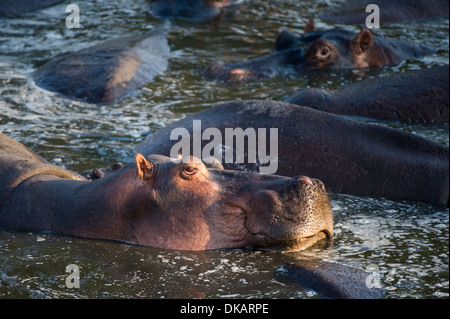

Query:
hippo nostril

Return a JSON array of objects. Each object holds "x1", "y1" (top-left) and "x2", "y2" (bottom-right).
[
  {"x1": 230, "y1": 68, "x2": 249, "y2": 75},
  {"x1": 295, "y1": 175, "x2": 313, "y2": 185}
]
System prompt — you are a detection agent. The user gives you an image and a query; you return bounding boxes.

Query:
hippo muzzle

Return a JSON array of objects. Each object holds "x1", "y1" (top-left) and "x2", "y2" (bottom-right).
[
  {"x1": 245, "y1": 175, "x2": 333, "y2": 251},
  {"x1": 204, "y1": 169, "x2": 333, "y2": 251}
]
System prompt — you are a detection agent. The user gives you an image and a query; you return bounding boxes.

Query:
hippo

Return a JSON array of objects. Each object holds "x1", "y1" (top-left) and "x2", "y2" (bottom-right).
[
  {"x1": 204, "y1": 19, "x2": 436, "y2": 83},
  {"x1": 149, "y1": 0, "x2": 242, "y2": 22},
  {"x1": 33, "y1": 30, "x2": 170, "y2": 104},
  {"x1": 136, "y1": 100, "x2": 449, "y2": 205},
  {"x1": 0, "y1": 132, "x2": 333, "y2": 251},
  {"x1": 0, "y1": 0, "x2": 64, "y2": 18},
  {"x1": 277, "y1": 260, "x2": 384, "y2": 299},
  {"x1": 286, "y1": 65, "x2": 449, "y2": 123},
  {"x1": 319, "y1": 0, "x2": 449, "y2": 24}
]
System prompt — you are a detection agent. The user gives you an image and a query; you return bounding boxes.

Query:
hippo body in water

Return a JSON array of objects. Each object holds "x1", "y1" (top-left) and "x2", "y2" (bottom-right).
[
  {"x1": 0, "y1": 132, "x2": 333, "y2": 251},
  {"x1": 319, "y1": 0, "x2": 449, "y2": 24},
  {"x1": 287, "y1": 65, "x2": 449, "y2": 123},
  {"x1": 33, "y1": 30, "x2": 170, "y2": 104},
  {"x1": 136, "y1": 100, "x2": 449, "y2": 205},
  {"x1": 204, "y1": 20, "x2": 435, "y2": 83},
  {"x1": 0, "y1": 0, "x2": 63, "y2": 18},
  {"x1": 277, "y1": 260, "x2": 384, "y2": 299},
  {"x1": 149, "y1": 0, "x2": 242, "y2": 22}
]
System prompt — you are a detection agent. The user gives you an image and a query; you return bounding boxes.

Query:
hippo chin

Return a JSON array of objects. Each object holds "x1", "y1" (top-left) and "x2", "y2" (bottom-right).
[
  {"x1": 204, "y1": 19, "x2": 435, "y2": 83},
  {"x1": 0, "y1": 133, "x2": 333, "y2": 251},
  {"x1": 33, "y1": 30, "x2": 170, "y2": 104}
]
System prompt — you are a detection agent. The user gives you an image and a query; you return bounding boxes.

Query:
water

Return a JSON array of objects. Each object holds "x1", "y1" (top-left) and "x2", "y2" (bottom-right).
[{"x1": 0, "y1": 0, "x2": 448, "y2": 299}]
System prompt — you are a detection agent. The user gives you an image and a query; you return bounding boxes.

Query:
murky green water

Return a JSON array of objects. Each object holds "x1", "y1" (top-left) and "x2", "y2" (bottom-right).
[{"x1": 0, "y1": 0, "x2": 448, "y2": 299}]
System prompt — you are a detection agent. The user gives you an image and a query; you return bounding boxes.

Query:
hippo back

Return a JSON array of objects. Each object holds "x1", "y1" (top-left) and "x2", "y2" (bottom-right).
[
  {"x1": 33, "y1": 30, "x2": 170, "y2": 103},
  {"x1": 0, "y1": 133, "x2": 86, "y2": 210}
]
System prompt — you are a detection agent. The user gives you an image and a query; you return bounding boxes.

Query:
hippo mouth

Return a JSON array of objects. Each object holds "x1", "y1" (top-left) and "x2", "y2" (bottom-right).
[{"x1": 247, "y1": 229, "x2": 331, "y2": 252}]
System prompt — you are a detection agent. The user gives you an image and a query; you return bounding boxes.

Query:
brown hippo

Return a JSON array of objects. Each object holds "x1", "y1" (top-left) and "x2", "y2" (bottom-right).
[
  {"x1": 33, "y1": 30, "x2": 170, "y2": 104},
  {"x1": 149, "y1": 0, "x2": 242, "y2": 22},
  {"x1": 319, "y1": 0, "x2": 449, "y2": 24},
  {"x1": 136, "y1": 100, "x2": 449, "y2": 205},
  {"x1": 286, "y1": 65, "x2": 449, "y2": 123},
  {"x1": 0, "y1": 132, "x2": 333, "y2": 251},
  {"x1": 0, "y1": 0, "x2": 63, "y2": 18},
  {"x1": 204, "y1": 19, "x2": 436, "y2": 83}
]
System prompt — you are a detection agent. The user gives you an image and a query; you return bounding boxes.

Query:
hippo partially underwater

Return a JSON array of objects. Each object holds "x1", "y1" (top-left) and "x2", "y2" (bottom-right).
[
  {"x1": 33, "y1": 30, "x2": 170, "y2": 104},
  {"x1": 136, "y1": 100, "x2": 449, "y2": 205},
  {"x1": 286, "y1": 65, "x2": 449, "y2": 123},
  {"x1": 0, "y1": 0, "x2": 64, "y2": 18},
  {"x1": 319, "y1": 0, "x2": 449, "y2": 24},
  {"x1": 149, "y1": 0, "x2": 242, "y2": 22},
  {"x1": 204, "y1": 19, "x2": 436, "y2": 83},
  {"x1": 0, "y1": 132, "x2": 333, "y2": 251},
  {"x1": 0, "y1": 132, "x2": 389, "y2": 298}
]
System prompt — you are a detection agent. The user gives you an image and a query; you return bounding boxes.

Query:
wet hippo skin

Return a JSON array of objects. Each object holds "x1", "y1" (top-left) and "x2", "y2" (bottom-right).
[
  {"x1": 277, "y1": 260, "x2": 384, "y2": 299},
  {"x1": 0, "y1": 133, "x2": 333, "y2": 251},
  {"x1": 33, "y1": 30, "x2": 170, "y2": 104},
  {"x1": 149, "y1": 0, "x2": 241, "y2": 22},
  {"x1": 286, "y1": 65, "x2": 449, "y2": 123},
  {"x1": 319, "y1": 0, "x2": 449, "y2": 24},
  {"x1": 136, "y1": 100, "x2": 449, "y2": 205},
  {"x1": 0, "y1": 0, "x2": 64, "y2": 18}
]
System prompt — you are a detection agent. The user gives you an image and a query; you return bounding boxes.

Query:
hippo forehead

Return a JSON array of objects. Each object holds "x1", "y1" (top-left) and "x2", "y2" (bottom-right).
[
  {"x1": 146, "y1": 154, "x2": 223, "y2": 170},
  {"x1": 299, "y1": 29, "x2": 357, "y2": 45}
]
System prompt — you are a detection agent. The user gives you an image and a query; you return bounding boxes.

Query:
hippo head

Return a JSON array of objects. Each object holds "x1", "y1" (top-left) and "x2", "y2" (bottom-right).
[
  {"x1": 293, "y1": 28, "x2": 375, "y2": 69},
  {"x1": 125, "y1": 154, "x2": 333, "y2": 251},
  {"x1": 276, "y1": 18, "x2": 434, "y2": 70},
  {"x1": 203, "y1": 19, "x2": 376, "y2": 83}
]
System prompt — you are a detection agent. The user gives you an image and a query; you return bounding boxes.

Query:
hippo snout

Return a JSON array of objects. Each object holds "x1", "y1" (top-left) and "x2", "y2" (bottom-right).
[
  {"x1": 242, "y1": 175, "x2": 334, "y2": 251},
  {"x1": 204, "y1": 61, "x2": 261, "y2": 83}
]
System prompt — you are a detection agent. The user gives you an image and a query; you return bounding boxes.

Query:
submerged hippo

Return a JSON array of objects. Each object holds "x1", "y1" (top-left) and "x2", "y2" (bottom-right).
[
  {"x1": 149, "y1": 0, "x2": 242, "y2": 22},
  {"x1": 136, "y1": 100, "x2": 449, "y2": 205},
  {"x1": 277, "y1": 260, "x2": 384, "y2": 299},
  {"x1": 319, "y1": 0, "x2": 449, "y2": 24},
  {"x1": 33, "y1": 30, "x2": 170, "y2": 104},
  {"x1": 0, "y1": 132, "x2": 333, "y2": 251},
  {"x1": 286, "y1": 65, "x2": 449, "y2": 123},
  {"x1": 0, "y1": 0, "x2": 63, "y2": 18},
  {"x1": 204, "y1": 19, "x2": 435, "y2": 83}
]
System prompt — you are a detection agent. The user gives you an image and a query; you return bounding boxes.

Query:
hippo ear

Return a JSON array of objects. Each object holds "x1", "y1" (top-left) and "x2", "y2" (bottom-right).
[
  {"x1": 135, "y1": 153, "x2": 153, "y2": 180},
  {"x1": 304, "y1": 18, "x2": 316, "y2": 34},
  {"x1": 352, "y1": 29, "x2": 374, "y2": 54}
]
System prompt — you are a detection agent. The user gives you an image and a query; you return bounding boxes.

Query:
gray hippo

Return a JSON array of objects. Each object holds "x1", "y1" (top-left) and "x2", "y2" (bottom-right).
[
  {"x1": 136, "y1": 100, "x2": 449, "y2": 205},
  {"x1": 33, "y1": 30, "x2": 170, "y2": 104},
  {"x1": 149, "y1": 0, "x2": 242, "y2": 22},
  {"x1": 204, "y1": 19, "x2": 436, "y2": 83},
  {"x1": 286, "y1": 65, "x2": 449, "y2": 123},
  {"x1": 0, "y1": 132, "x2": 333, "y2": 251},
  {"x1": 319, "y1": 0, "x2": 449, "y2": 24},
  {"x1": 277, "y1": 260, "x2": 384, "y2": 299},
  {"x1": 0, "y1": 0, "x2": 63, "y2": 18}
]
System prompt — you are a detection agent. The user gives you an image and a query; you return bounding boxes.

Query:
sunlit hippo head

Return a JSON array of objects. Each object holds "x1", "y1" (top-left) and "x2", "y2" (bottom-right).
[{"x1": 129, "y1": 154, "x2": 333, "y2": 251}]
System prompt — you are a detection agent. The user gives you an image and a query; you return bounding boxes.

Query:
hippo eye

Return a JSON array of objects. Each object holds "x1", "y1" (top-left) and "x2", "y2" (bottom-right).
[
  {"x1": 319, "y1": 47, "x2": 330, "y2": 57},
  {"x1": 183, "y1": 166, "x2": 198, "y2": 175}
]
